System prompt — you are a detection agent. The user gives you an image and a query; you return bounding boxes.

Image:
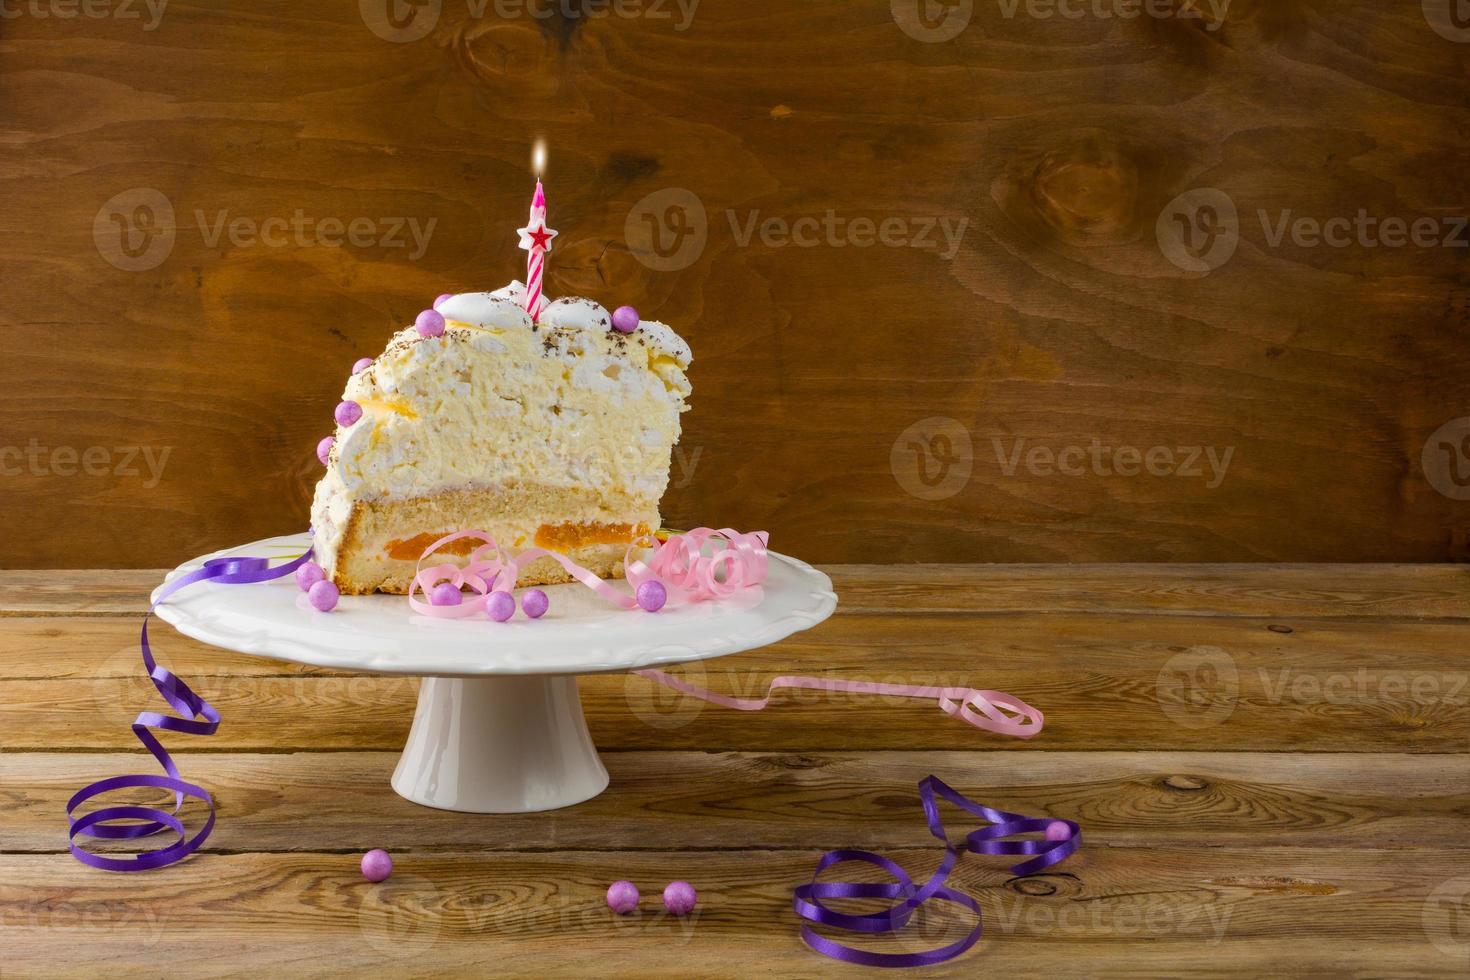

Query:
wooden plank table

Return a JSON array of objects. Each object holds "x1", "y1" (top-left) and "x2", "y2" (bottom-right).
[{"x1": 3, "y1": 565, "x2": 1468, "y2": 976}]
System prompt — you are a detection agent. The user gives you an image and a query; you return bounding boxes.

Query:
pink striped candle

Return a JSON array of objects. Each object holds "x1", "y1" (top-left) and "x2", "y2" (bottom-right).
[{"x1": 516, "y1": 160, "x2": 557, "y2": 317}]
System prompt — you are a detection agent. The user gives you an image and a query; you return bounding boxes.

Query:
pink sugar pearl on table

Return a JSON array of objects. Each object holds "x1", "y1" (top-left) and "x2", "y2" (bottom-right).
[
  {"x1": 360, "y1": 849, "x2": 392, "y2": 883},
  {"x1": 663, "y1": 880, "x2": 697, "y2": 916},
  {"x1": 351, "y1": 357, "x2": 374, "y2": 375},
  {"x1": 636, "y1": 580, "x2": 667, "y2": 612},
  {"x1": 335, "y1": 400, "x2": 363, "y2": 426},
  {"x1": 316, "y1": 436, "x2": 335, "y2": 465},
  {"x1": 307, "y1": 580, "x2": 339, "y2": 612},
  {"x1": 430, "y1": 582, "x2": 462, "y2": 607},
  {"x1": 433, "y1": 293, "x2": 453, "y2": 309},
  {"x1": 487, "y1": 591, "x2": 516, "y2": 622},
  {"x1": 606, "y1": 880, "x2": 639, "y2": 915},
  {"x1": 415, "y1": 308, "x2": 445, "y2": 338},
  {"x1": 611, "y1": 305, "x2": 640, "y2": 334},
  {"x1": 1045, "y1": 821, "x2": 1072, "y2": 842},
  {"x1": 295, "y1": 561, "x2": 325, "y2": 592},
  {"x1": 521, "y1": 588, "x2": 549, "y2": 619}
]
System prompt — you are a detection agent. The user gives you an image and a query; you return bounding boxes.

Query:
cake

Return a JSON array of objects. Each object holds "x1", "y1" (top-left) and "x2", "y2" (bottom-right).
[{"x1": 309, "y1": 281, "x2": 693, "y2": 594}]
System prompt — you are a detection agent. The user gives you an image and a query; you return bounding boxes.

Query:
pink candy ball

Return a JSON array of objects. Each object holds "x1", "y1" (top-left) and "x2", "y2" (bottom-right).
[
  {"x1": 316, "y1": 436, "x2": 335, "y2": 465},
  {"x1": 487, "y1": 591, "x2": 516, "y2": 622},
  {"x1": 606, "y1": 880, "x2": 639, "y2": 915},
  {"x1": 433, "y1": 293, "x2": 453, "y2": 309},
  {"x1": 360, "y1": 849, "x2": 393, "y2": 882},
  {"x1": 1045, "y1": 821, "x2": 1072, "y2": 842},
  {"x1": 662, "y1": 880, "x2": 697, "y2": 916},
  {"x1": 335, "y1": 400, "x2": 363, "y2": 426},
  {"x1": 430, "y1": 582, "x2": 462, "y2": 607},
  {"x1": 521, "y1": 588, "x2": 549, "y2": 619},
  {"x1": 636, "y1": 580, "x2": 667, "y2": 612},
  {"x1": 308, "y1": 580, "x2": 339, "y2": 612},
  {"x1": 295, "y1": 561, "x2": 325, "y2": 592},
  {"x1": 351, "y1": 357, "x2": 374, "y2": 375},
  {"x1": 415, "y1": 309, "x2": 445, "y2": 338},
  {"x1": 611, "y1": 305, "x2": 640, "y2": 334}
]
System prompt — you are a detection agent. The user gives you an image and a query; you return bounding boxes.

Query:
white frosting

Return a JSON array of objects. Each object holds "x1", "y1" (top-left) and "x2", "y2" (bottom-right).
[
  {"x1": 431, "y1": 283, "x2": 692, "y2": 368},
  {"x1": 435, "y1": 292, "x2": 533, "y2": 330}
]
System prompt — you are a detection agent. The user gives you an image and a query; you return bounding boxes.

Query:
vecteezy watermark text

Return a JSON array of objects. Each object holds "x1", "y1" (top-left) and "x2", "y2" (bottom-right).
[
  {"x1": 196, "y1": 209, "x2": 437, "y2": 259},
  {"x1": 994, "y1": 437, "x2": 1235, "y2": 489},
  {"x1": 1, "y1": 440, "x2": 171, "y2": 488},
  {"x1": 1158, "y1": 187, "x2": 1468, "y2": 274},
  {"x1": 624, "y1": 187, "x2": 969, "y2": 272},
  {"x1": 0, "y1": 0, "x2": 168, "y2": 30},
  {"x1": 994, "y1": 0, "x2": 1229, "y2": 29},
  {"x1": 727, "y1": 210, "x2": 969, "y2": 260}
]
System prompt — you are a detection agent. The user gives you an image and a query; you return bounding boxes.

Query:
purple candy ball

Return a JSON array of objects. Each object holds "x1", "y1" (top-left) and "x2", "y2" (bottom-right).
[
  {"x1": 611, "y1": 305, "x2": 640, "y2": 334},
  {"x1": 606, "y1": 880, "x2": 639, "y2": 915},
  {"x1": 361, "y1": 849, "x2": 393, "y2": 883},
  {"x1": 662, "y1": 880, "x2": 697, "y2": 916},
  {"x1": 1045, "y1": 821, "x2": 1072, "y2": 842},
  {"x1": 521, "y1": 588, "x2": 549, "y2": 619},
  {"x1": 351, "y1": 357, "x2": 374, "y2": 375},
  {"x1": 487, "y1": 590, "x2": 516, "y2": 622},
  {"x1": 316, "y1": 435, "x2": 335, "y2": 465},
  {"x1": 430, "y1": 582, "x2": 463, "y2": 607},
  {"x1": 415, "y1": 308, "x2": 446, "y2": 338},
  {"x1": 433, "y1": 293, "x2": 453, "y2": 309},
  {"x1": 335, "y1": 400, "x2": 363, "y2": 427},
  {"x1": 636, "y1": 580, "x2": 667, "y2": 613},
  {"x1": 295, "y1": 561, "x2": 325, "y2": 592},
  {"x1": 308, "y1": 580, "x2": 339, "y2": 612}
]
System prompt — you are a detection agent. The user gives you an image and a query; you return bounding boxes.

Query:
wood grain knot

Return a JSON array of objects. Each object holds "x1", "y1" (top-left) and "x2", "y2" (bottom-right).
[
  {"x1": 1162, "y1": 774, "x2": 1209, "y2": 792},
  {"x1": 873, "y1": 794, "x2": 921, "y2": 810},
  {"x1": 1019, "y1": 136, "x2": 1140, "y2": 246},
  {"x1": 1008, "y1": 876, "x2": 1060, "y2": 897},
  {"x1": 1267, "y1": 624, "x2": 1294, "y2": 634}
]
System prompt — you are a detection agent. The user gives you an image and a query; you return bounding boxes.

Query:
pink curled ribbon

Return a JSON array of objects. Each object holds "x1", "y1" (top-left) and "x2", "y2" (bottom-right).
[
  {"x1": 794, "y1": 776, "x2": 1080, "y2": 968},
  {"x1": 632, "y1": 671, "x2": 1043, "y2": 739},
  {"x1": 407, "y1": 527, "x2": 771, "y2": 616},
  {"x1": 67, "y1": 548, "x2": 313, "y2": 871}
]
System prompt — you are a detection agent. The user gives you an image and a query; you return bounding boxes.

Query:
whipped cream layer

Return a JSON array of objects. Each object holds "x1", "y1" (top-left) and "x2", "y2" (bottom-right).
[{"x1": 310, "y1": 287, "x2": 692, "y2": 572}]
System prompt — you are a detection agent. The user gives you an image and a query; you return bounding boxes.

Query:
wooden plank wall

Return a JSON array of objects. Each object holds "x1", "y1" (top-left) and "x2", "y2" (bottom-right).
[{"x1": 1, "y1": 0, "x2": 1467, "y2": 567}]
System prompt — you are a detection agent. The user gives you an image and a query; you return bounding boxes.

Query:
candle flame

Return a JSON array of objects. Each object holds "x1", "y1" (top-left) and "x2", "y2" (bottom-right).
[{"x1": 532, "y1": 140, "x2": 546, "y2": 177}]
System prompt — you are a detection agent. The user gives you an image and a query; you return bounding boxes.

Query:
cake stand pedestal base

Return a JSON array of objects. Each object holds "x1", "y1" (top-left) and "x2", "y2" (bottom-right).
[{"x1": 390, "y1": 675, "x2": 610, "y2": 813}]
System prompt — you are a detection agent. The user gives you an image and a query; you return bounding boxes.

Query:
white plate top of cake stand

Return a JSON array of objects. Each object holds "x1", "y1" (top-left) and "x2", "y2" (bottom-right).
[{"x1": 153, "y1": 533, "x2": 838, "y2": 678}]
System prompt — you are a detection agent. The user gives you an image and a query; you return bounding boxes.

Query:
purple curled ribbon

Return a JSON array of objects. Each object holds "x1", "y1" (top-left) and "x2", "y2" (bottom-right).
[
  {"x1": 794, "y1": 776, "x2": 1080, "y2": 968},
  {"x1": 67, "y1": 548, "x2": 312, "y2": 871}
]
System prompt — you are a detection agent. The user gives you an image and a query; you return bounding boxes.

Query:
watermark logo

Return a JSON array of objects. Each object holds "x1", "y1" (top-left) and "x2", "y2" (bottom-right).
[
  {"x1": 1156, "y1": 646, "x2": 1238, "y2": 729},
  {"x1": 1157, "y1": 188, "x2": 1239, "y2": 274},
  {"x1": 625, "y1": 188, "x2": 708, "y2": 272},
  {"x1": 1423, "y1": 876, "x2": 1470, "y2": 964},
  {"x1": 1423, "y1": 0, "x2": 1470, "y2": 43},
  {"x1": 624, "y1": 658, "x2": 709, "y2": 730},
  {"x1": 360, "y1": 0, "x2": 440, "y2": 42},
  {"x1": 1423, "y1": 418, "x2": 1470, "y2": 501},
  {"x1": 891, "y1": 417, "x2": 974, "y2": 501},
  {"x1": 0, "y1": 0, "x2": 169, "y2": 30},
  {"x1": 994, "y1": 437, "x2": 1234, "y2": 489},
  {"x1": 357, "y1": 872, "x2": 445, "y2": 957},
  {"x1": 94, "y1": 188, "x2": 175, "y2": 272},
  {"x1": 891, "y1": 0, "x2": 973, "y2": 43}
]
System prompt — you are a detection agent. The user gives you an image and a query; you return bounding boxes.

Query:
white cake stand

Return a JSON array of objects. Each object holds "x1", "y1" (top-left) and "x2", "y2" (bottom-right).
[{"x1": 152, "y1": 533, "x2": 837, "y2": 813}]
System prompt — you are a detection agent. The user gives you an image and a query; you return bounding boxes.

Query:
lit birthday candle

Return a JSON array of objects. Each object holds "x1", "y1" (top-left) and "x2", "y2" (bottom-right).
[{"x1": 517, "y1": 141, "x2": 557, "y2": 318}]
